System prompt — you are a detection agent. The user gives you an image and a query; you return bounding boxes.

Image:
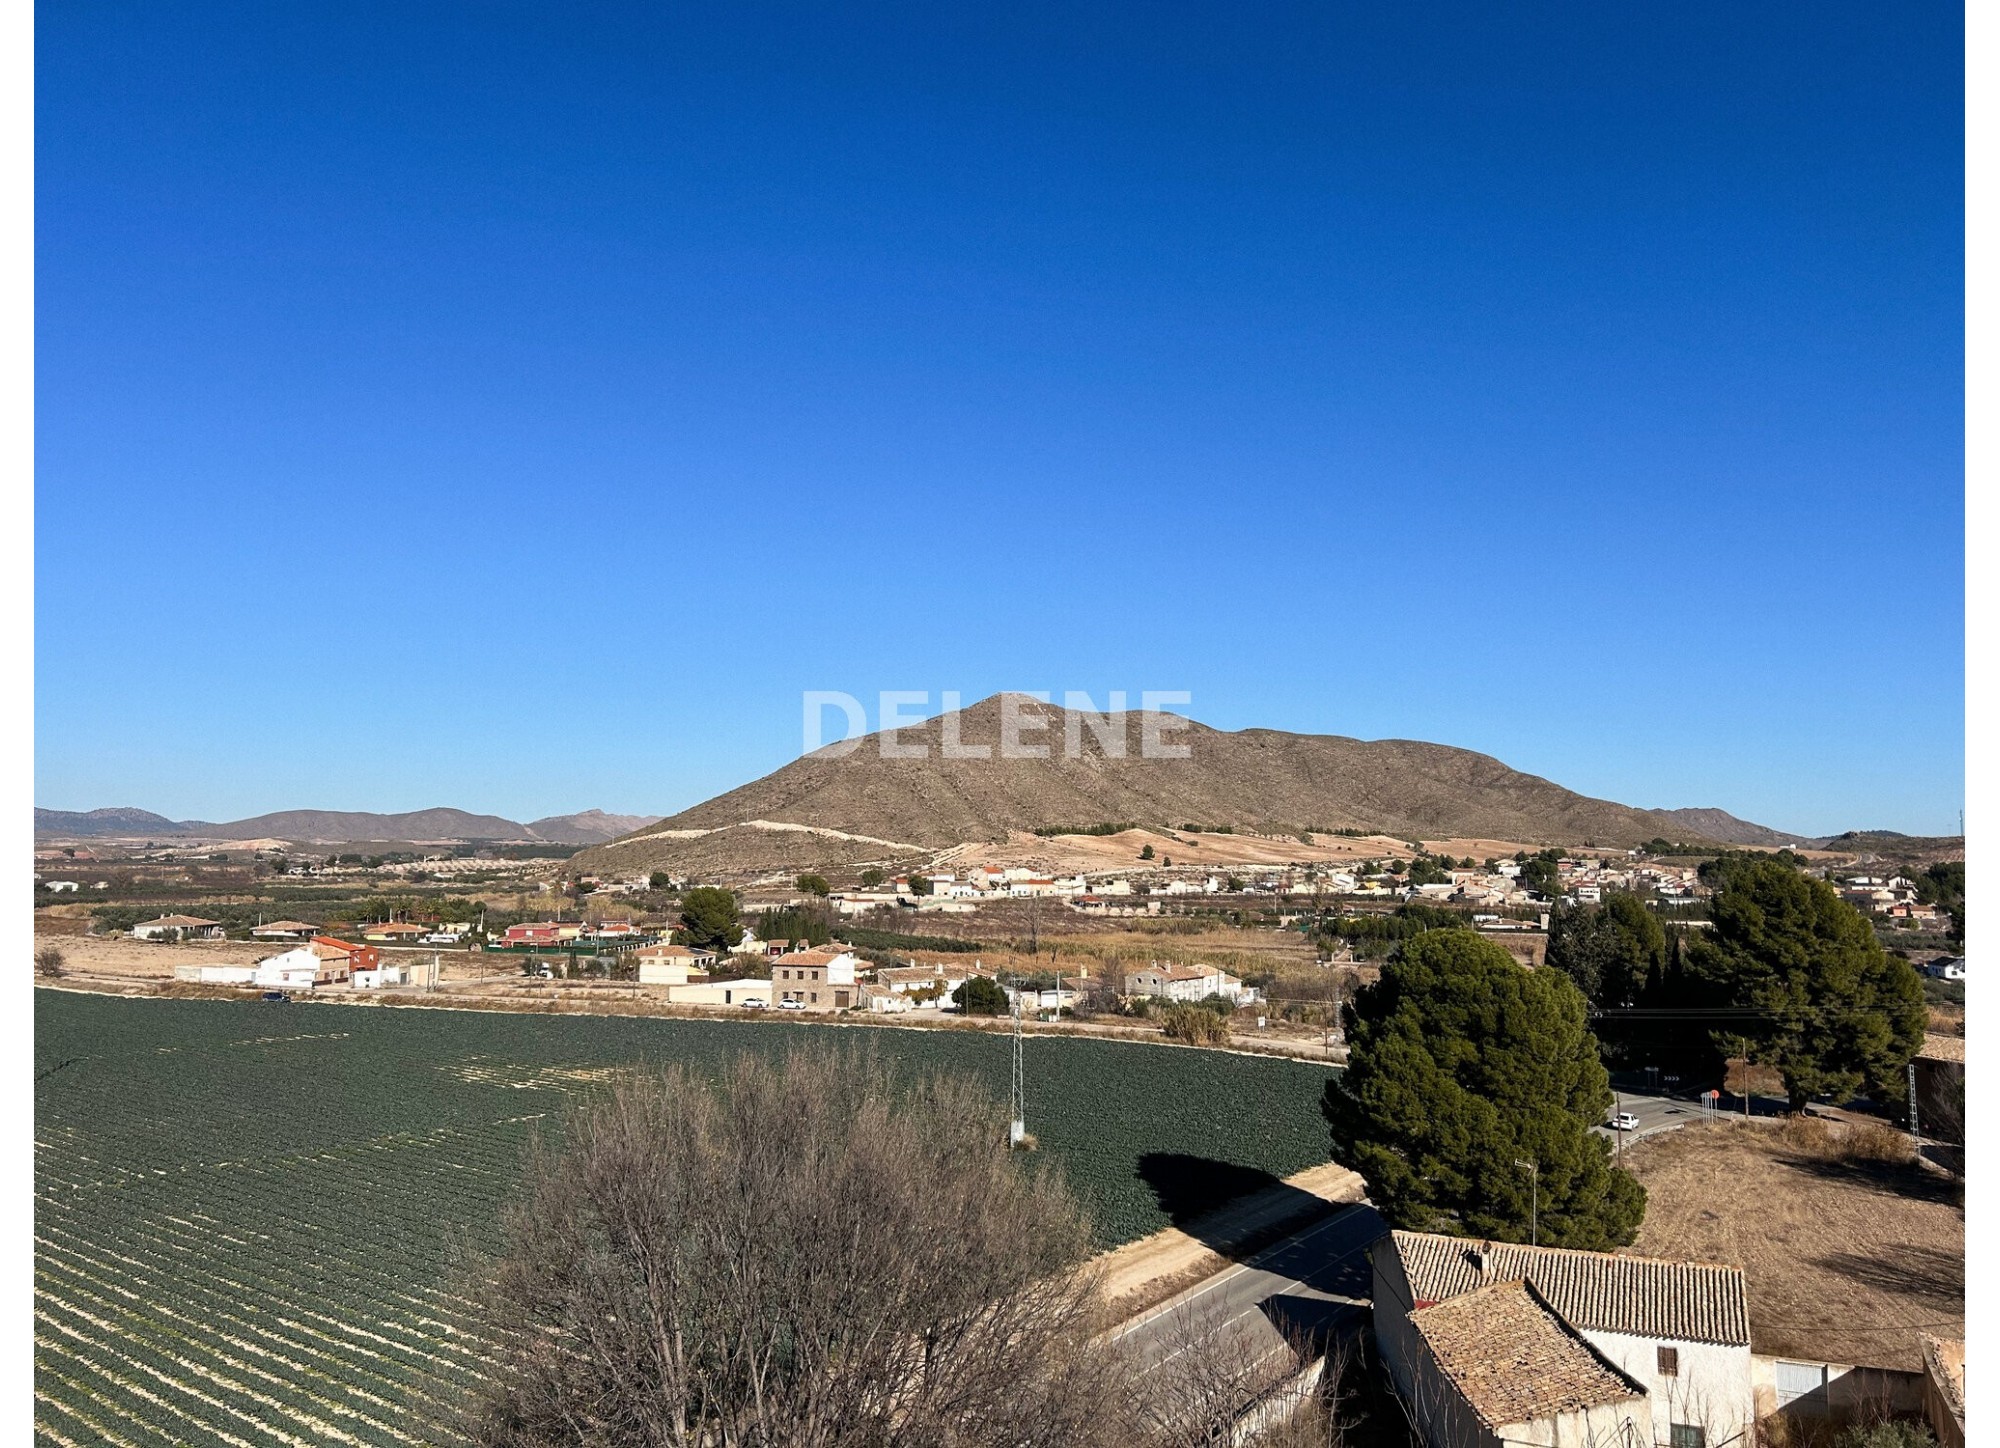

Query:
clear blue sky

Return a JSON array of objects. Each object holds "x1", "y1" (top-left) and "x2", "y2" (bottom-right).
[{"x1": 36, "y1": 2, "x2": 1963, "y2": 836}]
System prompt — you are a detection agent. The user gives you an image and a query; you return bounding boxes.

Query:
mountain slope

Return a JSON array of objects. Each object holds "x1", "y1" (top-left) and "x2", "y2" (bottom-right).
[
  {"x1": 575, "y1": 695, "x2": 1761, "y2": 873},
  {"x1": 34, "y1": 807, "x2": 198, "y2": 838},
  {"x1": 1654, "y1": 808, "x2": 1808, "y2": 849},
  {"x1": 525, "y1": 810, "x2": 663, "y2": 844}
]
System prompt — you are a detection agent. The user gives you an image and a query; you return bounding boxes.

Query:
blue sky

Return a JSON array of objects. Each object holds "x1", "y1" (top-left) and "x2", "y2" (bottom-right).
[{"x1": 36, "y1": 2, "x2": 1962, "y2": 836}]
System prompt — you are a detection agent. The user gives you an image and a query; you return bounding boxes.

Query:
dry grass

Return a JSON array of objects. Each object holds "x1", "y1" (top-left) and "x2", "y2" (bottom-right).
[{"x1": 1622, "y1": 1118, "x2": 1960, "y2": 1371}]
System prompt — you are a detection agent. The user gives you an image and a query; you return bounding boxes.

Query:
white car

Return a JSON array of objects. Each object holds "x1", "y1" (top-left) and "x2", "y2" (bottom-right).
[
  {"x1": 1609, "y1": 1112, "x2": 1640, "y2": 1132},
  {"x1": 777, "y1": 999, "x2": 805, "y2": 1011},
  {"x1": 739, "y1": 999, "x2": 768, "y2": 1010}
]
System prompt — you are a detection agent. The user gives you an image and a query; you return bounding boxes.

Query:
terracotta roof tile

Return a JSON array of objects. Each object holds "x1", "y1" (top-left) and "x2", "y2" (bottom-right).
[
  {"x1": 1411, "y1": 1278, "x2": 1646, "y2": 1430},
  {"x1": 1390, "y1": 1230, "x2": 1751, "y2": 1346}
]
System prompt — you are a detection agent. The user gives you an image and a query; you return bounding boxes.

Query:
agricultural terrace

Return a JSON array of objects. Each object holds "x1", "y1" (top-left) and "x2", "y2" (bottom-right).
[{"x1": 33, "y1": 989, "x2": 1337, "y2": 1448}]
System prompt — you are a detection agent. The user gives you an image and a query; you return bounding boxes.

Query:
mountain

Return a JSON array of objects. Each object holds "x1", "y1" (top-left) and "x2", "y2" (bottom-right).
[
  {"x1": 524, "y1": 810, "x2": 663, "y2": 844},
  {"x1": 35, "y1": 804, "x2": 664, "y2": 846},
  {"x1": 198, "y1": 808, "x2": 531, "y2": 842},
  {"x1": 33, "y1": 807, "x2": 200, "y2": 838},
  {"x1": 571, "y1": 694, "x2": 1788, "y2": 874},
  {"x1": 1654, "y1": 808, "x2": 1808, "y2": 849}
]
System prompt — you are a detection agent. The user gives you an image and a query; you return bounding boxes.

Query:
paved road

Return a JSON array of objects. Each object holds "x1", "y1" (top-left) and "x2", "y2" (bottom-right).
[
  {"x1": 1595, "y1": 1086, "x2": 1734, "y2": 1147},
  {"x1": 1111, "y1": 1201, "x2": 1386, "y2": 1377}
]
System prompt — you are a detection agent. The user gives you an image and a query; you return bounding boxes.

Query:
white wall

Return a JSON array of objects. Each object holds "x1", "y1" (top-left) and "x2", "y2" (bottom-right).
[{"x1": 1584, "y1": 1329, "x2": 1754, "y2": 1448}]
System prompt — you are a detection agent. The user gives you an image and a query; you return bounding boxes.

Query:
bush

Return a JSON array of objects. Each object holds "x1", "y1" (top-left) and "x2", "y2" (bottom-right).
[
  {"x1": 1834, "y1": 1421, "x2": 1935, "y2": 1448},
  {"x1": 34, "y1": 947, "x2": 65, "y2": 979},
  {"x1": 1160, "y1": 1005, "x2": 1229, "y2": 1046}
]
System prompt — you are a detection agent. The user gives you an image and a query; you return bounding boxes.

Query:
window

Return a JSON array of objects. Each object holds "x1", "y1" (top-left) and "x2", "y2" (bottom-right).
[
  {"x1": 1657, "y1": 1346, "x2": 1680, "y2": 1377},
  {"x1": 1669, "y1": 1425, "x2": 1704, "y2": 1448}
]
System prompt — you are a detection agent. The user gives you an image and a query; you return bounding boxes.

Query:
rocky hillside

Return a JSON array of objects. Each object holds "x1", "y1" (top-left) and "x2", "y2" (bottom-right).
[{"x1": 574, "y1": 694, "x2": 1764, "y2": 875}]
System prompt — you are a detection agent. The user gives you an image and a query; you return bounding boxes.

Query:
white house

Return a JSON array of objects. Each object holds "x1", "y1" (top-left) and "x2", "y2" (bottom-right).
[
  {"x1": 1373, "y1": 1231, "x2": 1756, "y2": 1448},
  {"x1": 635, "y1": 943, "x2": 716, "y2": 986},
  {"x1": 253, "y1": 947, "x2": 338, "y2": 990},
  {"x1": 44, "y1": 880, "x2": 81, "y2": 893},
  {"x1": 857, "y1": 983, "x2": 915, "y2": 1014},
  {"x1": 1121, "y1": 963, "x2": 1254, "y2": 1005},
  {"x1": 132, "y1": 914, "x2": 225, "y2": 942},
  {"x1": 354, "y1": 961, "x2": 412, "y2": 990},
  {"x1": 667, "y1": 977, "x2": 773, "y2": 1007}
]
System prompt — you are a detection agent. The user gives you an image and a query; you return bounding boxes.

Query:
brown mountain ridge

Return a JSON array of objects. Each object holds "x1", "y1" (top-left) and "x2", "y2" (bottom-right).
[{"x1": 575, "y1": 694, "x2": 1765, "y2": 874}]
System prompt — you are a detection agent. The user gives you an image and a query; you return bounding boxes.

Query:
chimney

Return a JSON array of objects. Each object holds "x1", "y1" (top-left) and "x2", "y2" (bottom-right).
[{"x1": 1471, "y1": 1247, "x2": 1491, "y2": 1276}]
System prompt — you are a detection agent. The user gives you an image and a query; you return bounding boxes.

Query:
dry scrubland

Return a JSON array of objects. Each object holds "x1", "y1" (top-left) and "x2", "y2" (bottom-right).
[{"x1": 1622, "y1": 1118, "x2": 1962, "y2": 1372}]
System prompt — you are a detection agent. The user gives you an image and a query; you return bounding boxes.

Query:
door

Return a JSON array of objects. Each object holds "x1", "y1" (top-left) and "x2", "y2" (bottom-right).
[{"x1": 1775, "y1": 1361, "x2": 1827, "y2": 1410}]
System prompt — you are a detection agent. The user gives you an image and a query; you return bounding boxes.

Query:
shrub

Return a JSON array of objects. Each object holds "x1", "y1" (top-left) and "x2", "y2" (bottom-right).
[
  {"x1": 34, "y1": 947, "x2": 66, "y2": 979},
  {"x1": 1834, "y1": 1421, "x2": 1936, "y2": 1448},
  {"x1": 1160, "y1": 1004, "x2": 1229, "y2": 1046}
]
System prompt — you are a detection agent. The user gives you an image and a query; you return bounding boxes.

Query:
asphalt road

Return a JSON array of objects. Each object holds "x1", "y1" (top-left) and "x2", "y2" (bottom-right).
[
  {"x1": 1111, "y1": 1201, "x2": 1386, "y2": 1377},
  {"x1": 1595, "y1": 1086, "x2": 1735, "y2": 1146}
]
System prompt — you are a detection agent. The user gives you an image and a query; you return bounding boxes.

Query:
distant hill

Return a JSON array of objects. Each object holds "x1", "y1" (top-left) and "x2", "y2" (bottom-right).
[
  {"x1": 33, "y1": 807, "x2": 199, "y2": 838},
  {"x1": 1654, "y1": 808, "x2": 1809, "y2": 849},
  {"x1": 572, "y1": 694, "x2": 1797, "y2": 874},
  {"x1": 201, "y1": 808, "x2": 532, "y2": 842},
  {"x1": 524, "y1": 810, "x2": 663, "y2": 844},
  {"x1": 35, "y1": 804, "x2": 659, "y2": 846},
  {"x1": 1807, "y1": 830, "x2": 1965, "y2": 864}
]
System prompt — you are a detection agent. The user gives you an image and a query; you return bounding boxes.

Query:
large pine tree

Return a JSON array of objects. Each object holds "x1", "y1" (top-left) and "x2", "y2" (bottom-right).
[
  {"x1": 1323, "y1": 928, "x2": 1644, "y2": 1249},
  {"x1": 1689, "y1": 857, "x2": 1927, "y2": 1112}
]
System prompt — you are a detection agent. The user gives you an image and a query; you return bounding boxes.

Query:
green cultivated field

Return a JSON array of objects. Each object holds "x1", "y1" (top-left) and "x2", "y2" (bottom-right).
[{"x1": 34, "y1": 990, "x2": 1336, "y2": 1447}]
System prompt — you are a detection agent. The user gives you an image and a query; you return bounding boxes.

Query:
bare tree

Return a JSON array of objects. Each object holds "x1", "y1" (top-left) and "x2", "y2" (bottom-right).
[
  {"x1": 34, "y1": 947, "x2": 65, "y2": 979},
  {"x1": 463, "y1": 1044, "x2": 1135, "y2": 1447}
]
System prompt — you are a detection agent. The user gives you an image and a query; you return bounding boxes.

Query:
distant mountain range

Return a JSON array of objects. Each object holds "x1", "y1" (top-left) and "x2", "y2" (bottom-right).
[
  {"x1": 32, "y1": 806, "x2": 661, "y2": 846},
  {"x1": 41, "y1": 698, "x2": 1946, "y2": 867},
  {"x1": 566, "y1": 694, "x2": 1872, "y2": 875}
]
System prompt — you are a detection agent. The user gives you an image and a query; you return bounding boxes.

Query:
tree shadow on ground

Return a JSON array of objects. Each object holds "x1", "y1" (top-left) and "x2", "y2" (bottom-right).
[
  {"x1": 1814, "y1": 1244, "x2": 1964, "y2": 1304},
  {"x1": 1258, "y1": 1292, "x2": 1366, "y2": 1354},
  {"x1": 1773, "y1": 1150, "x2": 1963, "y2": 1207},
  {"x1": 1136, "y1": 1153, "x2": 1340, "y2": 1263}
]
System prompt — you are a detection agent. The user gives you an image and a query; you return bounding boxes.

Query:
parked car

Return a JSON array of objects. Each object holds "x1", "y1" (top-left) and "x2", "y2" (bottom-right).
[
  {"x1": 259, "y1": 991, "x2": 288, "y2": 1004},
  {"x1": 777, "y1": 999, "x2": 805, "y2": 1011},
  {"x1": 739, "y1": 999, "x2": 768, "y2": 1010},
  {"x1": 1609, "y1": 1111, "x2": 1639, "y2": 1132}
]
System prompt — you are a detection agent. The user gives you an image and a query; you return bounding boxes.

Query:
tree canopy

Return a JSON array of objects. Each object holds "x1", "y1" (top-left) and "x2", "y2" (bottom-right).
[
  {"x1": 676, "y1": 886, "x2": 741, "y2": 953},
  {"x1": 953, "y1": 975, "x2": 1009, "y2": 1016},
  {"x1": 1323, "y1": 928, "x2": 1644, "y2": 1249},
  {"x1": 1689, "y1": 857, "x2": 1927, "y2": 1112},
  {"x1": 1545, "y1": 894, "x2": 1665, "y2": 1009}
]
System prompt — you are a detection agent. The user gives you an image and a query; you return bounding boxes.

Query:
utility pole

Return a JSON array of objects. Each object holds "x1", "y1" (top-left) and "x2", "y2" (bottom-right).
[
  {"x1": 1908, "y1": 1061, "x2": 1920, "y2": 1140},
  {"x1": 1513, "y1": 1159, "x2": 1538, "y2": 1247},
  {"x1": 1009, "y1": 982, "x2": 1026, "y2": 1146}
]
